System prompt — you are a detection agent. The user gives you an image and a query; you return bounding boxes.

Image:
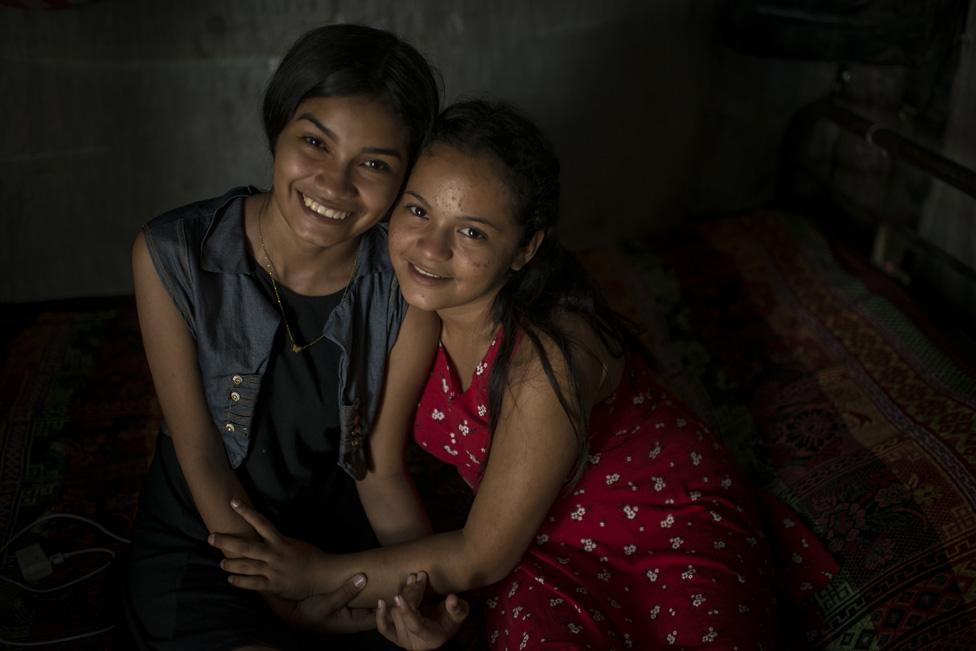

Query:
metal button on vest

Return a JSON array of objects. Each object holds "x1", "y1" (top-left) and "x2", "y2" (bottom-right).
[
  {"x1": 232, "y1": 374, "x2": 243, "y2": 386},
  {"x1": 224, "y1": 423, "x2": 236, "y2": 433},
  {"x1": 230, "y1": 391, "x2": 241, "y2": 402}
]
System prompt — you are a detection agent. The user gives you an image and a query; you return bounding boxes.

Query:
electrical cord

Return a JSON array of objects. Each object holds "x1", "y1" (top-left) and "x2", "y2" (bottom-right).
[
  {"x1": 2, "y1": 513, "x2": 131, "y2": 547},
  {"x1": 0, "y1": 547, "x2": 114, "y2": 594},
  {"x1": 0, "y1": 513, "x2": 131, "y2": 647},
  {"x1": 0, "y1": 626, "x2": 118, "y2": 648}
]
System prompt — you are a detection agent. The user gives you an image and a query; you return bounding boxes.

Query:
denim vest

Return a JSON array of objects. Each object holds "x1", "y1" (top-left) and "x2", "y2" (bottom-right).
[{"x1": 142, "y1": 186, "x2": 405, "y2": 480}]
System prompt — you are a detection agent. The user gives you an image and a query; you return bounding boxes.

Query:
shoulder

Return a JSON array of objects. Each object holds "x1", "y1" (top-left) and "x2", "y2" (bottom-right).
[
  {"x1": 351, "y1": 223, "x2": 402, "y2": 321},
  {"x1": 512, "y1": 311, "x2": 604, "y2": 368},
  {"x1": 136, "y1": 187, "x2": 257, "y2": 322},
  {"x1": 356, "y1": 222, "x2": 395, "y2": 278},
  {"x1": 508, "y1": 311, "x2": 614, "y2": 401},
  {"x1": 143, "y1": 186, "x2": 256, "y2": 252}
]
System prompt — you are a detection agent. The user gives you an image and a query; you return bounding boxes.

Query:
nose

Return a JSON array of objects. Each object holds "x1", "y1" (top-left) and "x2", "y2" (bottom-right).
[
  {"x1": 416, "y1": 223, "x2": 452, "y2": 262},
  {"x1": 315, "y1": 162, "x2": 355, "y2": 200}
]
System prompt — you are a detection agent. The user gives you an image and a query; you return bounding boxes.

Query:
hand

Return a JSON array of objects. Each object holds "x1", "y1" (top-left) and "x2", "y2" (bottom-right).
[
  {"x1": 377, "y1": 571, "x2": 469, "y2": 650},
  {"x1": 264, "y1": 575, "x2": 376, "y2": 635},
  {"x1": 209, "y1": 499, "x2": 324, "y2": 600}
]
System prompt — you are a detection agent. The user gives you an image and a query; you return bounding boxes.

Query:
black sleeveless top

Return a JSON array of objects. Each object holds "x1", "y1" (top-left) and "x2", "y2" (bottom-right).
[
  {"x1": 134, "y1": 257, "x2": 376, "y2": 554},
  {"x1": 240, "y1": 264, "x2": 375, "y2": 550}
]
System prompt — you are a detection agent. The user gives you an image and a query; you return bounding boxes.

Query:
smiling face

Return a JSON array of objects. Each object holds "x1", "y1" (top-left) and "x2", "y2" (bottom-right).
[
  {"x1": 268, "y1": 94, "x2": 410, "y2": 251},
  {"x1": 389, "y1": 145, "x2": 543, "y2": 321}
]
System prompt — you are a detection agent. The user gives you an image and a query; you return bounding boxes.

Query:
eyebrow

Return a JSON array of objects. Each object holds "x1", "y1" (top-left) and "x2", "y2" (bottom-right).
[
  {"x1": 297, "y1": 113, "x2": 403, "y2": 159},
  {"x1": 404, "y1": 191, "x2": 502, "y2": 231}
]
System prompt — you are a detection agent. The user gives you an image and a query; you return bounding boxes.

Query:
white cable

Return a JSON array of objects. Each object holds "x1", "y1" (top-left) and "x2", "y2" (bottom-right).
[
  {"x1": 0, "y1": 513, "x2": 130, "y2": 646},
  {"x1": 0, "y1": 513, "x2": 130, "y2": 553},
  {"x1": 0, "y1": 625, "x2": 116, "y2": 647},
  {"x1": 0, "y1": 549, "x2": 114, "y2": 593},
  {"x1": 61, "y1": 546, "x2": 116, "y2": 561}
]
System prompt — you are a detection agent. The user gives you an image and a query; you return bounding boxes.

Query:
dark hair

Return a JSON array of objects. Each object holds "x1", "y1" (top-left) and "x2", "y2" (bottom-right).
[
  {"x1": 427, "y1": 100, "x2": 641, "y2": 483},
  {"x1": 262, "y1": 24, "x2": 440, "y2": 160}
]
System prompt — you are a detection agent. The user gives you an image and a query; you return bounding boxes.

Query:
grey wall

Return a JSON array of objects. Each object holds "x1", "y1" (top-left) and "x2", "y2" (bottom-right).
[{"x1": 0, "y1": 0, "x2": 837, "y2": 302}]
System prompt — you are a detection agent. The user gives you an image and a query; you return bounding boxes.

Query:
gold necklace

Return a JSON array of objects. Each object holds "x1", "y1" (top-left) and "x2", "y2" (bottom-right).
[{"x1": 257, "y1": 203, "x2": 358, "y2": 354}]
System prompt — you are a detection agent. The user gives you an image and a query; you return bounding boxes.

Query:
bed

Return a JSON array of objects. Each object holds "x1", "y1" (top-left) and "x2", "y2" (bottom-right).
[
  {"x1": 578, "y1": 99, "x2": 976, "y2": 647},
  {"x1": 581, "y1": 211, "x2": 976, "y2": 647},
  {"x1": 1, "y1": 101, "x2": 974, "y2": 649}
]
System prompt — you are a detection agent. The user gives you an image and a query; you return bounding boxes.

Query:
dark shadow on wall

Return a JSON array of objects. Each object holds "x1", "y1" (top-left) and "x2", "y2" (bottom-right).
[{"x1": 0, "y1": 0, "x2": 842, "y2": 301}]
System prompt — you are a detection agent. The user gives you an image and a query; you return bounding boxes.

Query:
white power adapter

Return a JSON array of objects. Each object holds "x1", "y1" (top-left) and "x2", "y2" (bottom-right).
[
  {"x1": 0, "y1": 513, "x2": 131, "y2": 646},
  {"x1": 16, "y1": 543, "x2": 54, "y2": 582}
]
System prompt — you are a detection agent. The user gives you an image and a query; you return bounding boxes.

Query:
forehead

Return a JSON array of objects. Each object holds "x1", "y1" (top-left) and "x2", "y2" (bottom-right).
[
  {"x1": 290, "y1": 95, "x2": 409, "y2": 150},
  {"x1": 411, "y1": 146, "x2": 516, "y2": 213}
]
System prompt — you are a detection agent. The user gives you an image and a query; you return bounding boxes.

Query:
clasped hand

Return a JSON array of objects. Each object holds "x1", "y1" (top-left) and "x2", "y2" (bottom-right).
[
  {"x1": 209, "y1": 499, "x2": 469, "y2": 648},
  {"x1": 208, "y1": 498, "x2": 321, "y2": 599}
]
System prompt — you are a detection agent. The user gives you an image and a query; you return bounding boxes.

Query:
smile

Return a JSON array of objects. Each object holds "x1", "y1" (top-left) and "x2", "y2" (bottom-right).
[
  {"x1": 302, "y1": 194, "x2": 351, "y2": 221},
  {"x1": 410, "y1": 262, "x2": 448, "y2": 280}
]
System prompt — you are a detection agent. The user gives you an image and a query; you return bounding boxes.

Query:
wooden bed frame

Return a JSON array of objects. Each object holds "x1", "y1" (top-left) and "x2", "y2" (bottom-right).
[{"x1": 778, "y1": 96, "x2": 976, "y2": 354}]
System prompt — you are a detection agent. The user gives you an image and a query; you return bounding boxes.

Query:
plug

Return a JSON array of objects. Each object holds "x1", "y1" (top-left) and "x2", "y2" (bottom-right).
[{"x1": 16, "y1": 543, "x2": 53, "y2": 582}]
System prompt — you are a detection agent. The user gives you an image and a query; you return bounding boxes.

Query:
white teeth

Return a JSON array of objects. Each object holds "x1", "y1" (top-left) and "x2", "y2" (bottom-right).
[
  {"x1": 302, "y1": 194, "x2": 351, "y2": 220},
  {"x1": 413, "y1": 264, "x2": 444, "y2": 279}
]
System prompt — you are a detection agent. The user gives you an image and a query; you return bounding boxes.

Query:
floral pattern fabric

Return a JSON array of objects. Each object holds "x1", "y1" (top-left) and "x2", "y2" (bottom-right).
[{"x1": 415, "y1": 336, "x2": 793, "y2": 650}]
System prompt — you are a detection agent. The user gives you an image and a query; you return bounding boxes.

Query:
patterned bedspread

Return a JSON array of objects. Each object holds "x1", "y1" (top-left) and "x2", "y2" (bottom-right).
[{"x1": 580, "y1": 211, "x2": 976, "y2": 648}]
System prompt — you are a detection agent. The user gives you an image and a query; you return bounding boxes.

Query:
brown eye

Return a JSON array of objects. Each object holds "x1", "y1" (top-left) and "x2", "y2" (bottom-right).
[
  {"x1": 459, "y1": 227, "x2": 486, "y2": 240},
  {"x1": 363, "y1": 159, "x2": 392, "y2": 172}
]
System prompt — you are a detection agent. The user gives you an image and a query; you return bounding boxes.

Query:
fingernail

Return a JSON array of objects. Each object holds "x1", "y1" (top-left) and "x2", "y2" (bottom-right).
[
  {"x1": 377, "y1": 599, "x2": 386, "y2": 609},
  {"x1": 406, "y1": 574, "x2": 415, "y2": 585},
  {"x1": 394, "y1": 594, "x2": 403, "y2": 607},
  {"x1": 353, "y1": 573, "x2": 366, "y2": 588},
  {"x1": 207, "y1": 534, "x2": 215, "y2": 545},
  {"x1": 219, "y1": 560, "x2": 225, "y2": 569},
  {"x1": 230, "y1": 498, "x2": 241, "y2": 508}
]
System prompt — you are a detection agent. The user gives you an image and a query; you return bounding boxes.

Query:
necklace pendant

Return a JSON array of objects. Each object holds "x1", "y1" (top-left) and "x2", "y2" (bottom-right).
[{"x1": 260, "y1": 214, "x2": 356, "y2": 358}]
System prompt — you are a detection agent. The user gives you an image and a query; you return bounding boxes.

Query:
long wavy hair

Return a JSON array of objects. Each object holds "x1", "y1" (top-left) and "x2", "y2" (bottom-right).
[{"x1": 427, "y1": 100, "x2": 643, "y2": 482}]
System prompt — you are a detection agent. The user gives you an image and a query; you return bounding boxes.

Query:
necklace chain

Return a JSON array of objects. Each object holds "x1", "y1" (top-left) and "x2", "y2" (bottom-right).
[{"x1": 257, "y1": 200, "x2": 357, "y2": 354}]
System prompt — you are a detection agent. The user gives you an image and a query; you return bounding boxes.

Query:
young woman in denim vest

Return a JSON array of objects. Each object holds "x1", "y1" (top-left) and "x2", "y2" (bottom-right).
[
  {"x1": 211, "y1": 102, "x2": 790, "y2": 650},
  {"x1": 125, "y1": 24, "x2": 466, "y2": 651}
]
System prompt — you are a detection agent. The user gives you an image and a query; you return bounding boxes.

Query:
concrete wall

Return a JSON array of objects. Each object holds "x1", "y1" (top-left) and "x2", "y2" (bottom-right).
[{"x1": 0, "y1": 0, "x2": 837, "y2": 302}]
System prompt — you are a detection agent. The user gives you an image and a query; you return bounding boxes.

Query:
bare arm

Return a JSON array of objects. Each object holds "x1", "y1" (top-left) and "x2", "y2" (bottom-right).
[
  {"x1": 216, "y1": 318, "x2": 615, "y2": 607},
  {"x1": 335, "y1": 330, "x2": 600, "y2": 606},
  {"x1": 356, "y1": 305, "x2": 440, "y2": 545},
  {"x1": 132, "y1": 231, "x2": 257, "y2": 541}
]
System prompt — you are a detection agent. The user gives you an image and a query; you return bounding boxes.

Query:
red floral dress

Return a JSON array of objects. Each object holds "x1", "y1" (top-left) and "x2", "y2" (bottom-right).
[{"x1": 414, "y1": 335, "x2": 822, "y2": 650}]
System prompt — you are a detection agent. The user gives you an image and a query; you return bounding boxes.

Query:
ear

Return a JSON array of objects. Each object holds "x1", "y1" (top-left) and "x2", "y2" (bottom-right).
[{"x1": 511, "y1": 230, "x2": 545, "y2": 272}]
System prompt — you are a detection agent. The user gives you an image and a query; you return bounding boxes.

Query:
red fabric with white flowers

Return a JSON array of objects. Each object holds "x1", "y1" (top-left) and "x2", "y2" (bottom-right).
[{"x1": 414, "y1": 334, "x2": 831, "y2": 649}]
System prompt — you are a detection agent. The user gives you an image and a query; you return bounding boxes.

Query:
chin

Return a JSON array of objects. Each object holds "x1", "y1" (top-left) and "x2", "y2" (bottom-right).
[
  {"x1": 400, "y1": 280, "x2": 462, "y2": 313},
  {"x1": 298, "y1": 218, "x2": 365, "y2": 249},
  {"x1": 400, "y1": 289, "x2": 446, "y2": 313}
]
